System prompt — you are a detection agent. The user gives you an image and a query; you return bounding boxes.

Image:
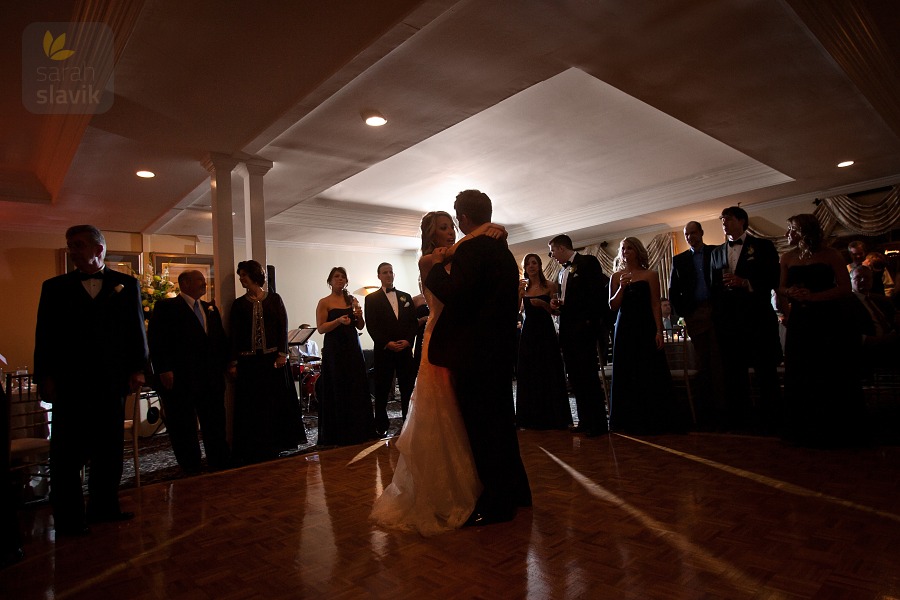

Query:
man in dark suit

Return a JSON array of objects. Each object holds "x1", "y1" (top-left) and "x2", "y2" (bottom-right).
[
  {"x1": 548, "y1": 234, "x2": 610, "y2": 436},
  {"x1": 364, "y1": 262, "x2": 418, "y2": 435},
  {"x1": 426, "y1": 189, "x2": 530, "y2": 525},
  {"x1": 709, "y1": 207, "x2": 782, "y2": 431},
  {"x1": 669, "y1": 221, "x2": 724, "y2": 428},
  {"x1": 34, "y1": 225, "x2": 148, "y2": 535},
  {"x1": 148, "y1": 270, "x2": 230, "y2": 473}
]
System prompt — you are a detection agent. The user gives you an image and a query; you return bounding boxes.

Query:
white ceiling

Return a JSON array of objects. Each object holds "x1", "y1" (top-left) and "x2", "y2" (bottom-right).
[{"x1": 2, "y1": 0, "x2": 900, "y2": 257}]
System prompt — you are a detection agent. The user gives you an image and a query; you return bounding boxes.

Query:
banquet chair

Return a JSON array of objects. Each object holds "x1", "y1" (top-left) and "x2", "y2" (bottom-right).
[
  {"x1": 664, "y1": 334, "x2": 698, "y2": 425},
  {"x1": 4, "y1": 372, "x2": 51, "y2": 503},
  {"x1": 123, "y1": 387, "x2": 144, "y2": 487}
]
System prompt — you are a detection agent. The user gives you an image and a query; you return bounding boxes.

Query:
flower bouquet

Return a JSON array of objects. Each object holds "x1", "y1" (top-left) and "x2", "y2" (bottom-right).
[{"x1": 141, "y1": 263, "x2": 178, "y2": 324}]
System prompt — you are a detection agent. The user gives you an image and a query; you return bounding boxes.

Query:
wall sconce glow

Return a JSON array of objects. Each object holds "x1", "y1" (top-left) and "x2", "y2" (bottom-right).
[
  {"x1": 136, "y1": 170, "x2": 155, "y2": 178},
  {"x1": 361, "y1": 110, "x2": 387, "y2": 126},
  {"x1": 837, "y1": 160, "x2": 854, "y2": 168}
]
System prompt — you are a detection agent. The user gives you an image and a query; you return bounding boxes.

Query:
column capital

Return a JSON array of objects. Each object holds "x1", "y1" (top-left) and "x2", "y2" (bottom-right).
[
  {"x1": 202, "y1": 152, "x2": 239, "y2": 173},
  {"x1": 235, "y1": 157, "x2": 274, "y2": 177}
]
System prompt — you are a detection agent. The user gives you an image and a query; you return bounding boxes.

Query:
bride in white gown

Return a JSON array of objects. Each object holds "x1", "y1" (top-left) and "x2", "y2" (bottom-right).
[{"x1": 371, "y1": 211, "x2": 502, "y2": 536}]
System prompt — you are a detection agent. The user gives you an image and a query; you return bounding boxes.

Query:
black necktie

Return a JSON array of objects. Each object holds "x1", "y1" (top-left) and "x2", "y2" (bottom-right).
[
  {"x1": 562, "y1": 261, "x2": 572, "y2": 268},
  {"x1": 78, "y1": 271, "x2": 103, "y2": 281},
  {"x1": 385, "y1": 287, "x2": 396, "y2": 294},
  {"x1": 728, "y1": 239, "x2": 743, "y2": 247}
]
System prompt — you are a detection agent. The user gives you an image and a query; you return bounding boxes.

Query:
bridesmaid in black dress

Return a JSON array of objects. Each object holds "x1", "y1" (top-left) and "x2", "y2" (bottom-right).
[
  {"x1": 608, "y1": 237, "x2": 683, "y2": 434},
  {"x1": 515, "y1": 253, "x2": 572, "y2": 429},
  {"x1": 229, "y1": 260, "x2": 306, "y2": 464},
  {"x1": 777, "y1": 214, "x2": 866, "y2": 445},
  {"x1": 315, "y1": 267, "x2": 376, "y2": 446}
]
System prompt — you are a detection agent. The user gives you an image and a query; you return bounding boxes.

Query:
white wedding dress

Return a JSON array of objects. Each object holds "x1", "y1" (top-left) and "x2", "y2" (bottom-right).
[{"x1": 370, "y1": 288, "x2": 482, "y2": 536}]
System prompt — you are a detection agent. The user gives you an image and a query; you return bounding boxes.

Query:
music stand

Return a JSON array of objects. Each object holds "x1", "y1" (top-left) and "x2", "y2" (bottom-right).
[{"x1": 288, "y1": 327, "x2": 316, "y2": 346}]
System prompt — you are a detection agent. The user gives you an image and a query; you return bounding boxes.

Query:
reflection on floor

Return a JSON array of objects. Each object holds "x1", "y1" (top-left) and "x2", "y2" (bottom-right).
[{"x1": 4, "y1": 431, "x2": 900, "y2": 599}]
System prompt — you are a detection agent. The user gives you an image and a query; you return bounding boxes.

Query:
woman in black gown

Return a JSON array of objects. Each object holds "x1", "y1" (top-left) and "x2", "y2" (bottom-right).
[
  {"x1": 777, "y1": 214, "x2": 866, "y2": 445},
  {"x1": 229, "y1": 260, "x2": 306, "y2": 464},
  {"x1": 315, "y1": 267, "x2": 376, "y2": 446},
  {"x1": 515, "y1": 253, "x2": 572, "y2": 429},
  {"x1": 608, "y1": 237, "x2": 682, "y2": 434}
]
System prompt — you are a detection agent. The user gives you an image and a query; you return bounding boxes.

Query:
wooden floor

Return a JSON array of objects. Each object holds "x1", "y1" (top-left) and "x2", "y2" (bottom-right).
[{"x1": 3, "y1": 431, "x2": 900, "y2": 599}]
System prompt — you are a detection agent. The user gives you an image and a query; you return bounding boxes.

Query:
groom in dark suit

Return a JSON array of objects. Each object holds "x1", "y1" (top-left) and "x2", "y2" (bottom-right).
[
  {"x1": 710, "y1": 206, "x2": 782, "y2": 431},
  {"x1": 364, "y1": 262, "x2": 418, "y2": 435},
  {"x1": 548, "y1": 234, "x2": 610, "y2": 436},
  {"x1": 148, "y1": 270, "x2": 231, "y2": 473},
  {"x1": 426, "y1": 189, "x2": 531, "y2": 525},
  {"x1": 34, "y1": 225, "x2": 148, "y2": 535}
]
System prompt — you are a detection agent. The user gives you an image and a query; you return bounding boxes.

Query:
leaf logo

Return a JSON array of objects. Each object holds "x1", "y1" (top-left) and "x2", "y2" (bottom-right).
[{"x1": 42, "y1": 31, "x2": 75, "y2": 61}]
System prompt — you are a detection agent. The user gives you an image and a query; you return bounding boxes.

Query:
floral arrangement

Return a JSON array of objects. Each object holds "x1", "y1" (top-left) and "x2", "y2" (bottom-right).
[{"x1": 141, "y1": 263, "x2": 178, "y2": 322}]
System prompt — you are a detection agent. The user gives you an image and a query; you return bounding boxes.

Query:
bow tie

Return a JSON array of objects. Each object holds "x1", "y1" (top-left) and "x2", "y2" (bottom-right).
[
  {"x1": 78, "y1": 271, "x2": 104, "y2": 281},
  {"x1": 728, "y1": 239, "x2": 743, "y2": 247},
  {"x1": 385, "y1": 288, "x2": 396, "y2": 294},
  {"x1": 562, "y1": 261, "x2": 572, "y2": 268}
]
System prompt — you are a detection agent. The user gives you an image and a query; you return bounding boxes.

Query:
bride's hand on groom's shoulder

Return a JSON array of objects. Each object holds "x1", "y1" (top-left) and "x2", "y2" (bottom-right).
[
  {"x1": 483, "y1": 222, "x2": 508, "y2": 240},
  {"x1": 432, "y1": 247, "x2": 449, "y2": 263}
]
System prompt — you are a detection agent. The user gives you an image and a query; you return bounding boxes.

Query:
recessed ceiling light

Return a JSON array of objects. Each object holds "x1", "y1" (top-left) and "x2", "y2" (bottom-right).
[
  {"x1": 361, "y1": 110, "x2": 387, "y2": 126},
  {"x1": 136, "y1": 170, "x2": 155, "y2": 178},
  {"x1": 837, "y1": 160, "x2": 854, "y2": 168}
]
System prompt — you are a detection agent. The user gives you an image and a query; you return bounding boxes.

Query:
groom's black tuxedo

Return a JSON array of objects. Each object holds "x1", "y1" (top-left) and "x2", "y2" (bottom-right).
[
  {"x1": 364, "y1": 287, "x2": 418, "y2": 432},
  {"x1": 33, "y1": 268, "x2": 148, "y2": 528},
  {"x1": 148, "y1": 295, "x2": 231, "y2": 471},
  {"x1": 710, "y1": 234, "x2": 782, "y2": 428},
  {"x1": 426, "y1": 235, "x2": 531, "y2": 519}
]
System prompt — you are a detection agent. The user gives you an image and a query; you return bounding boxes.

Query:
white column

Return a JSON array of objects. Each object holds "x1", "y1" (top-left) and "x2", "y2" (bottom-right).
[
  {"x1": 236, "y1": 157, "x2": 273, "y2": 271},
  {"x1": 202, "y1": 153, "x2": 239, "y2": 445},
  {"x1": 201, "y1": 153, "x2": 239, "y2": 319}
]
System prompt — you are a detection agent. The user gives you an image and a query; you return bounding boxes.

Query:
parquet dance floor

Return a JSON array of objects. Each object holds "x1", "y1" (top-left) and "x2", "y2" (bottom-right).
[{"x1": 3, "y1": 431, "x2": 900, "y2": 599}]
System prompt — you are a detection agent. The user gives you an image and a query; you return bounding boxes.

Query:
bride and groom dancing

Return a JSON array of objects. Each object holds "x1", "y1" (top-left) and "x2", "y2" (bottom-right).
[{"x1": 371, "y1": 190, "x2": 532, "y2": 535}]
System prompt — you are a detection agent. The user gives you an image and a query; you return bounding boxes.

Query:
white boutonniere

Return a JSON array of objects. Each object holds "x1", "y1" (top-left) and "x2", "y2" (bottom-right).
[
  {"x1": 114, "y1": 284, "x2": 124, "y2": 293},
  {"x1": 399, "y1": 295, "x2": 408, "y2": 303},
  {"x1": 746, "y1": 246, "x2": 755, "y2": 256},
  {"x1": 207, "y1": 305, "x2": 216, "y2": 313},
  {"x1": 568, "y1": 265, "x2": 577, "y2": 275}
]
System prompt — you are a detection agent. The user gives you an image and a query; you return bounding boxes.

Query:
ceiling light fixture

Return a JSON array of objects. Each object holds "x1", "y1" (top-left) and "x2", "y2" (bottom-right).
[
  {"x1": 136, "y1": 170, "x2": 155, "y2": 178},
  {"x1": 361, "y1": 110, "x2": 387, "y2": 127},
  {"x1": 837, "y1": 160, "x2": 854, "y2": 168}
]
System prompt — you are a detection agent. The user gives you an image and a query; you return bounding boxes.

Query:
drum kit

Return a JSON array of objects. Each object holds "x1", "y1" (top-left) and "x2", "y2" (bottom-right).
[
  {"x1": 289, "y1": 326, "x2": 320, "y2": 413},
  {"x1": 292, "y1": 355, "x2": 321, "y2": 413}
]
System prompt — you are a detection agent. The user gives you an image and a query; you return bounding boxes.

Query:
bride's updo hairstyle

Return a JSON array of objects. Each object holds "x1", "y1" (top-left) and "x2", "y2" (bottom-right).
[
  {"x1": 613, "y1": 236, "x2": 650, "y2": 272},
  {"x1": 420, "y1": 210, "x2": 454, "y2": 255}
]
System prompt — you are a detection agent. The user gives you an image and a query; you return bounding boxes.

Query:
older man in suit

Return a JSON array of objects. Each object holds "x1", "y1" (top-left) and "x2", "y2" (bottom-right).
[
  {"x1": 710, "y1": 207, "x2": 782, "y2": 432},
  {"x1": 34, "y1": 225, "x2": 148, "y2": 535},
  {"x1": 148, "y1": 270, "x2": 230, "y2": 473},
  {"x1": 549, "y1": 234, "x2": 611, "y2": 437},
  {"x1": 669, "y1": 221, "x2": 724, "y2": 428},
  {"x1": 364, "y1": 262, "x2": 418, "y2": 436}
]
